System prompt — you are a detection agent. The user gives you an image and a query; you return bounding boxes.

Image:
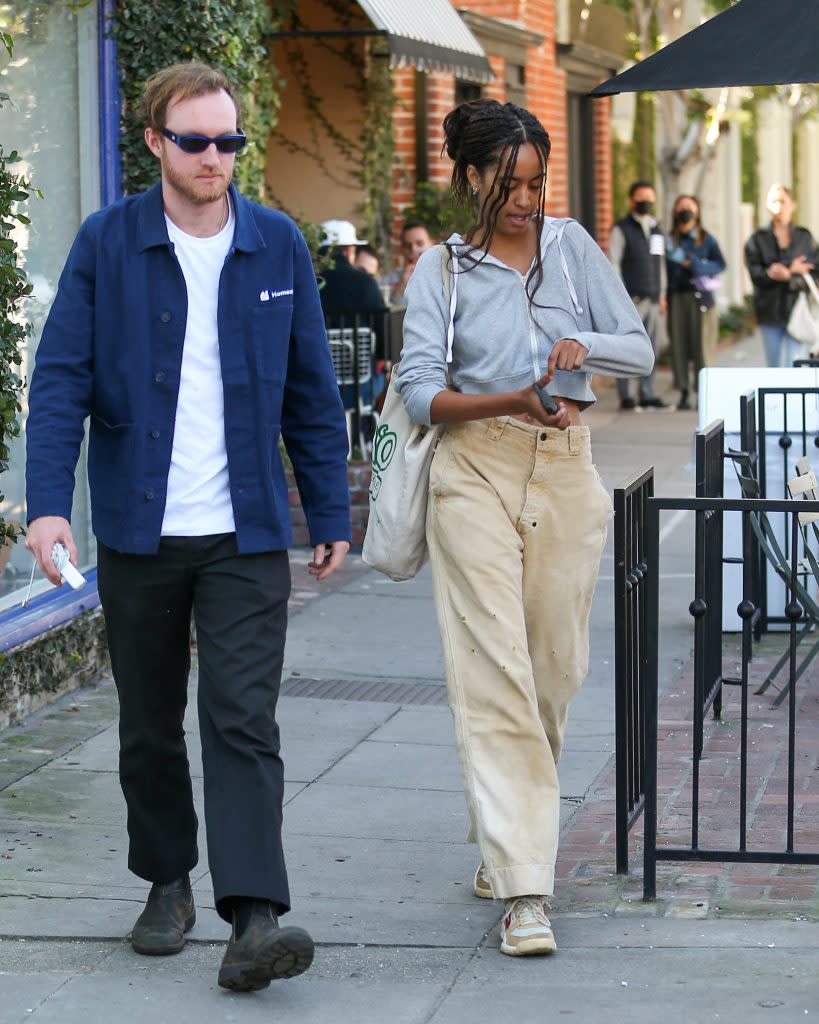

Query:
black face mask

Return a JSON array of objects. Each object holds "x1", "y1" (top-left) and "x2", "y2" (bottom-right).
[
  {"x1": 676, "y1": 209, "x2": 696, "y2": 225},
  {"x1": 634, "y1": 200, "x2": 653, "y2": 216}
]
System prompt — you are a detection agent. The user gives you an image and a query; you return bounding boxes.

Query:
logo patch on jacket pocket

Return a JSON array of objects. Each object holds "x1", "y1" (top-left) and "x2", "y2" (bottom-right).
[{"x1": 259, "y1": 288, "x2": 294, "y2": 302}]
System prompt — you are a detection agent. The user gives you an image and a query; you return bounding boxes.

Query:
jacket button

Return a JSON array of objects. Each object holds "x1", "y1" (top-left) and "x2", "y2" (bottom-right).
[
  {"x1": 150, "y1": 428, "x2": 160, "y2": 439},
  {"x1": 153, "y1": 371, "x2": 165, "y2": 383},
  {"x1": 540, "y1": 432, "x2": 548, "y2": 441},
  {"x1": 144, "y1": 489, "x2": 154, "y2": 501},
  {"x1": 160, "y1": 311, "x2": 171, "y2": 324}
]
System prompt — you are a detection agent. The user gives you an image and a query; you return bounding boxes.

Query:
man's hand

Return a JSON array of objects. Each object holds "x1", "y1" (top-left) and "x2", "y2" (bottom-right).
[
  {"x1": 659, "y1": 295, "x2": 668, "y2": 316},
  {"x1": 308, "y1": 540, "x2": 350, "y2": 581},
  {"x1": 768, "y1": 262, "x2": 791, "y2": 282},
  {"x1": 547, "y1": 337, "x2": 589, "y2": 377},
  {"x1": 24, "y1": 516, "x2": 76, "y2": 586}
]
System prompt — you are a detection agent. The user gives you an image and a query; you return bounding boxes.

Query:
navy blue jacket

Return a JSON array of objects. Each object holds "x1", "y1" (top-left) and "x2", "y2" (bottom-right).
[{"x1": 26, "y1": 182, "x2": 352, "y2": 554}]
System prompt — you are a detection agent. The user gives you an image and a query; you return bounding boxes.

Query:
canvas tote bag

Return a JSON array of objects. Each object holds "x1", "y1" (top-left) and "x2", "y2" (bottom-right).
[
  {"x1": 362, "y1": 246, "x2": 457, "y2": 581},
  {"x1": 787, "y1": 272, "x2": 819, "y2": 353}
]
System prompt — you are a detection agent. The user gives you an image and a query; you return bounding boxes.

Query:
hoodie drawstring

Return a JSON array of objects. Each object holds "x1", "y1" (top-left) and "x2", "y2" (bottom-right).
[{"x1": 554, "y1": 223, "x2": 584, "y2": 317}]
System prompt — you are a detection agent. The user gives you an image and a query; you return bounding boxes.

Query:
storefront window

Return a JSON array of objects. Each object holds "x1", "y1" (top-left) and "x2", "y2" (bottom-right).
[{"x1": 0, "y1": 2, "x2": 100, "y2": 606}]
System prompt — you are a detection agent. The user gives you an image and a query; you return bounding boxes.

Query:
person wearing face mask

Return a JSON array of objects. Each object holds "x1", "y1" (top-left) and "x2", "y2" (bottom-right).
[
  {"x1": 745, "y1": 184, "x2": 819, "y2": 367},
  {"x1": 608, "y1": 181, "x2": 669, "y2": 411},
  {"x1": 666, "y1": 195, "x2": 726, "y2": 410}
]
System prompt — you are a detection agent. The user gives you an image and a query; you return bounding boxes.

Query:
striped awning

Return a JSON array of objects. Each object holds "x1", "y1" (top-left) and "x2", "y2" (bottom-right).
[{"x1": 355, "y1": 0, "x2": 493, "y2": 82}]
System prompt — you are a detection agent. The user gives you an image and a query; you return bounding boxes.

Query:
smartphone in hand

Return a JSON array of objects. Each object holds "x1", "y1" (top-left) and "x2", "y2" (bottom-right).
[{"x1": 534, "y1": 383, "x2": 560, "y2": 415}]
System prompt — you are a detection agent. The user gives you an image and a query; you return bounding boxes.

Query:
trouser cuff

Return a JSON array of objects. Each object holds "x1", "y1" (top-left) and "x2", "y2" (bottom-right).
[{"x1": 488, "y1": 863, "x2": 555, "y2": 900}]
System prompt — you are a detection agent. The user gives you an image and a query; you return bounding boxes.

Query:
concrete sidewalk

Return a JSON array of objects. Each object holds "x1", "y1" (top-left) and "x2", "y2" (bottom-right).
[{"x1": 3, "y1": 349, "x2": 819, "y2": 1022}]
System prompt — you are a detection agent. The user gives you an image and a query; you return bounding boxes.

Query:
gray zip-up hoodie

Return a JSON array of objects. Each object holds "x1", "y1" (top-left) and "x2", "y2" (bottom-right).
[{"x1": 396, "y1": 218, "x2": 655, "y2": 426}]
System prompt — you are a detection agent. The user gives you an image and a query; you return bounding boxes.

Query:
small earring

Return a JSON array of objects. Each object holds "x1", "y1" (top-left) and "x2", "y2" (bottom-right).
[{"x1": 471, "y1": 185, "x2": 479, "y2": 195}]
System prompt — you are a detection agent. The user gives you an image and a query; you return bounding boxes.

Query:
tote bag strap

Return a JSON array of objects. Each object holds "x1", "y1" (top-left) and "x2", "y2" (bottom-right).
[
  {"x1": 439, "y1": 245, "x2": 458, "y2": 365},
  {"x1": 802, "y1": 271, "x2": 819, "y2": 306}
]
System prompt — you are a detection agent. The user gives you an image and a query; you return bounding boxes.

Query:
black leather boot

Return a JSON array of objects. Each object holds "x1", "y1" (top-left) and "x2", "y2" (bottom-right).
[
  {"x1": 131, "y1": 875, "x2": 196, "y2": 955},
  {"x1": 218, "y1": 900, "x2": 314, "y2": 991}
]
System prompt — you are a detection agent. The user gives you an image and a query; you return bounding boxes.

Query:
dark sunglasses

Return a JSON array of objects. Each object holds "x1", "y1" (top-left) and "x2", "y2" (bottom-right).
[{"x1": 160, "y1": 128, "x2": 247, "y2": 154}]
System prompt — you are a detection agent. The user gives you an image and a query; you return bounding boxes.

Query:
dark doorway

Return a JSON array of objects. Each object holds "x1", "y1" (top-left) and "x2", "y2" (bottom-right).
[{"x1": 566, "y1": 91, "x2": 596, "y2": 237}]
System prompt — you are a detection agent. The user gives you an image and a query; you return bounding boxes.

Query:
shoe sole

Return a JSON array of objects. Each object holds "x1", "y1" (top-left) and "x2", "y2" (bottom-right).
[
  {"x1": 218, "y1": 926, "x2": 315, "y2": 991},
  {"x1": 131, "y1": 909, "x2": 196, "y2": 956},
  {"x1": 500, "y1": 935, "x2": 557, "y2": 956},
  {"x1": 473, "y1": 881, "x2": 494, "y2": 899}
]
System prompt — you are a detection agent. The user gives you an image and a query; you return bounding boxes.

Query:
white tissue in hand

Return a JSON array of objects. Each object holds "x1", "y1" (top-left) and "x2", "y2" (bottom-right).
[{"x1": 52, "y1": 543, "x2": 86, "y2": 590}]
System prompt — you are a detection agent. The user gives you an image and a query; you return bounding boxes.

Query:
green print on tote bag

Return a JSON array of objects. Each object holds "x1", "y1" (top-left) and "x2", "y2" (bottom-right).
[{"x1": 369, "y1": 423, "x2": 398, "y2": 502}]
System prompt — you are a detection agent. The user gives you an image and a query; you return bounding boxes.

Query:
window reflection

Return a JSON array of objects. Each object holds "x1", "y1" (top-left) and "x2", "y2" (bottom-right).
[{"x1": 0, "y1": 3, "x2": 98, "y2": 605}]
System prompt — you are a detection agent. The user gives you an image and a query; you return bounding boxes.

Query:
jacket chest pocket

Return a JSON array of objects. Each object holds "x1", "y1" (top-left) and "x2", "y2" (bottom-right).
[{"x1": 252, "y1": 304, "x2": 292, "y2": 382}]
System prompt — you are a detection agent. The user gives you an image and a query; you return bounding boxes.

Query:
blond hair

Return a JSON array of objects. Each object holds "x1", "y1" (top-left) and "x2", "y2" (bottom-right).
[{"x1": 138, "y1": 62, "x2": 242, "y2": 130}]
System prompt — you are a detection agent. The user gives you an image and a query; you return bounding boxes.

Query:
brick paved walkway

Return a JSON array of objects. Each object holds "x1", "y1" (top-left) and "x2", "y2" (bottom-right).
[{"x1": 554, "y1": 633, "x2": 819, "y2": 921}]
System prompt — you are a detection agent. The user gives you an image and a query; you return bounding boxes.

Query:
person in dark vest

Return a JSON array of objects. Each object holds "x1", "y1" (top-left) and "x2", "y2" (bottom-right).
[{"x1": 608, "y1": 181, "x2": 669, "y2": 410}]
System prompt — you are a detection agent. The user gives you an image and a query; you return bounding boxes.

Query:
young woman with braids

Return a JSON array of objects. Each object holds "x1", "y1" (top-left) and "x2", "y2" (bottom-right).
[{"x1": 396, "y1": 99, "x2": 654, "y2": 956}]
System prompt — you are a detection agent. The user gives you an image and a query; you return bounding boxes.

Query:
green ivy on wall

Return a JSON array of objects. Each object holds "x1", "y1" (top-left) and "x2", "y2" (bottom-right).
[
  {"x1": 270, "y1": 1, "x2": 395, "y2": 258},
  {"x1": 401, "y1": 181, "x2": 473, "y2": 241},
  {"x1": 114, "y1": 0, "x2": 281, "y2": 200},
  {"x1": 0, "y1": 609, "x2": 110, "y2": 728}
]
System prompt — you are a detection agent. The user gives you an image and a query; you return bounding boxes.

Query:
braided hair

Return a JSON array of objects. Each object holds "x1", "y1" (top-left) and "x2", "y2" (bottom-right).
[{"x1": 441, "y1": 98, "x2": 552, "y2": 305}]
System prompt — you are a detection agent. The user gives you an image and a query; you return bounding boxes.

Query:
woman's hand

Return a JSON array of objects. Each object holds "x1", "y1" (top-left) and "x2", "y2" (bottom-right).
[
  {"x1": 514, "y1": 375, "x2": 571, "y2": 429},
  {"x1": 768, "y1": 261, "x2": 791, "y2": 282},
  {"x1": 547, "y1": 338, "x2": 589, "y2": 376},
  {"x1": 790, "y1": 254, "x2": 815, "y2": 277}
]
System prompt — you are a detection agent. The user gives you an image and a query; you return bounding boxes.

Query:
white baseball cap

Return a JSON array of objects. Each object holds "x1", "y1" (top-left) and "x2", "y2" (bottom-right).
[{"x1": 321, "y1": 219, "x2": 367, "y2": 247}]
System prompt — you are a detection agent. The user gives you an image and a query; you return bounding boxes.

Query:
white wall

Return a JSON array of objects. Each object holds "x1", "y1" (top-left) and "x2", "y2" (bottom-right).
[
  {"x1": 756, "y1": 97, "x2": 793, "y2": 224},
  {"x1": 797, "y1": 117, "x2": 819, "y2": 240}
]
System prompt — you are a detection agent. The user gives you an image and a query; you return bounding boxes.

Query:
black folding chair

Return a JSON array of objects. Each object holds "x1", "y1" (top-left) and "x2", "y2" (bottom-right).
[{"x1": 727, "y1": 448, "x2": 819, "y2": 707}]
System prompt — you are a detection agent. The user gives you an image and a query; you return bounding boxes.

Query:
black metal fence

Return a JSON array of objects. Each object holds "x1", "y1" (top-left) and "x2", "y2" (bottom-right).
[
  {"x1": 641, "y1": 494, "x2": 819, "y2": 900},
  {"x1": 738, "y1": 390, "x2": 762, "y2": 648},
  {"x1": 755, "y1": 387, "x2": 819, "y2": 630},
  {"x1": 323, "y1": 309, "x2": 401, "y2": 455},
  {"x1": 694, "y1": 420, "x2": 725, "y2": 731},
  {"x1": 613, "y1": 407, "x2": 819, "y2": 898},
  {"x1": 614, "y1": 466, "x2": 653, "y2": 875}
]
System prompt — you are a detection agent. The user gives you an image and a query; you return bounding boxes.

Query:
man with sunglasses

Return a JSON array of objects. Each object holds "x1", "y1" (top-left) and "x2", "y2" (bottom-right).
[{"x1": 24, "y1": 63, "x2": 351, "y2": 991}]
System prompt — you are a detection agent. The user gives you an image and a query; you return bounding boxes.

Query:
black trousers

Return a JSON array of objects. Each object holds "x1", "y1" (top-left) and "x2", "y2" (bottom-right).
[{"x1": 96, "y1": 534, "x2": 291, "y2": 921}]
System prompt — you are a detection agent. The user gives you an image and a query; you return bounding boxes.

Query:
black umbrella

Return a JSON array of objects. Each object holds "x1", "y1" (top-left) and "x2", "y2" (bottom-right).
[{"x1": 591, "y1": 0, "x2": 818, "y2": 95}]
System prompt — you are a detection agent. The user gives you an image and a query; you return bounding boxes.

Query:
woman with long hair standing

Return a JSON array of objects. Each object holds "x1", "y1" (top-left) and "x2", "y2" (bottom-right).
[
  {"x1": 745, "y1": 184, "x2": 819, "y2": 367},
  {"x1": 666, "y1": 195, "x2": 726, "y2": 410},
  {"x1": 395, "y1": 99, "x2": 654, "y2": 957}
]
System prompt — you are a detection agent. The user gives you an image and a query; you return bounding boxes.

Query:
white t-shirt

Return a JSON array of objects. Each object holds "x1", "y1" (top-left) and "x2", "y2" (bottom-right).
[{"x1": 161, "y1": 199, "x2": 236, "y2": 536}]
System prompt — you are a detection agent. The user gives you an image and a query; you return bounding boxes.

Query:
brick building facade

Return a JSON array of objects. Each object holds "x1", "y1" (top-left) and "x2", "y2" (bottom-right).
[
  {"x1": 390, "y1": 1, "x2": 620, "y2": 251},
  {"x1": 268, "y1": 1, "x2": 625, "y2": 255}
]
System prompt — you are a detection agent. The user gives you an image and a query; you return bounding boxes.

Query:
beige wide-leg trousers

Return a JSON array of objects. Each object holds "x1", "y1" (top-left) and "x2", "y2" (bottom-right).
[{"x1": 426, "y1": 417, "x2": 613, "y2": 899}]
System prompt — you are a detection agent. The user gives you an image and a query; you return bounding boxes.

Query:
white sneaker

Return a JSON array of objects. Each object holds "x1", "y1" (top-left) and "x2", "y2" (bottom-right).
[
  {"x1": 473, "y1": 862, "x2": 493, "y2": 899},
  {"x1": 500, "y1": 896, "x2": 556, "y2": 956}
]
